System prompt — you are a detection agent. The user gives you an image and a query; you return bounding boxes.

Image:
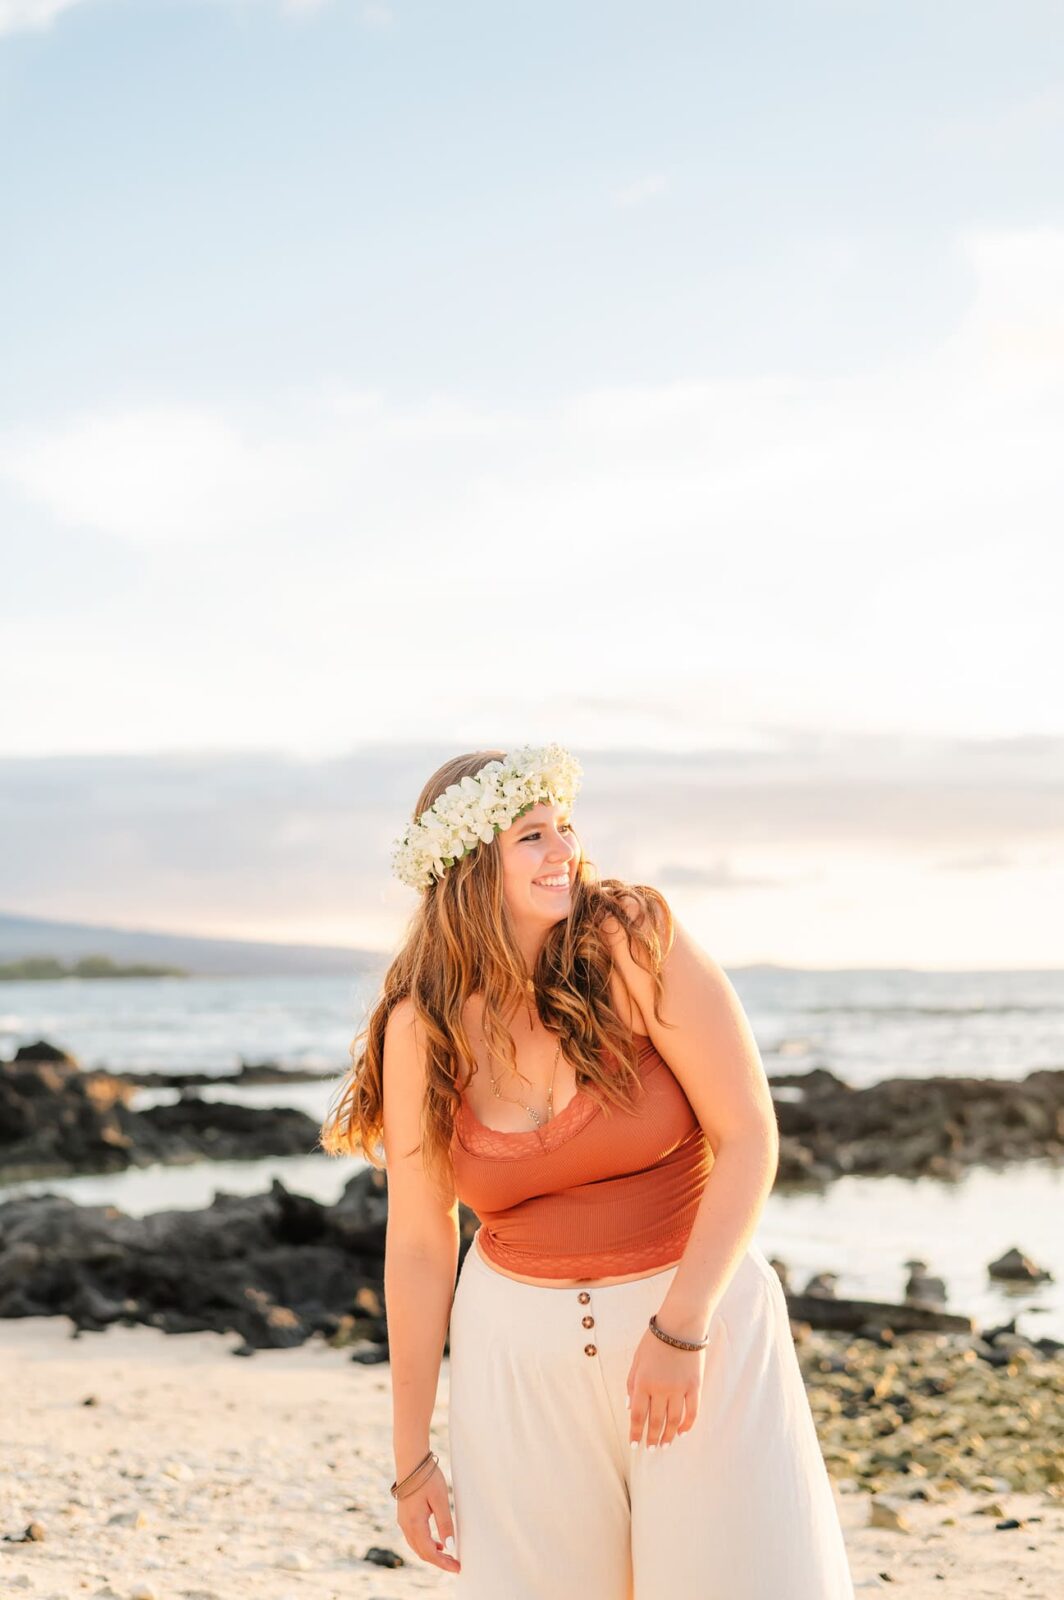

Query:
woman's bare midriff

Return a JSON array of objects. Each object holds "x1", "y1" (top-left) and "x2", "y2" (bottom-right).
[{"x1": 474, "y1": 1229, "x2": 682, "y2": 1288}]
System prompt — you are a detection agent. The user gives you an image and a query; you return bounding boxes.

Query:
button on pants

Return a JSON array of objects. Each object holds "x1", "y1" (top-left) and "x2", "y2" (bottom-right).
[{"x1": 446, "y1": 1230, "x2": 855, "y2": 1599}]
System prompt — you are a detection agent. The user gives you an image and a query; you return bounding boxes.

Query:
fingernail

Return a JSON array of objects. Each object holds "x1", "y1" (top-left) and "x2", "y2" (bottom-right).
[
  {"x1": 624, "y1": 1395, "x2": 630, "y2": 1409},
  {"x1": 647, "y1": 1443, "x2": 657, "y2": 1452},
  {"x1": 630, "y1": 1440, "x2": 639, "y2": 1451},
  {"x1": 444, "y1": 1535, "x2": 455, "y2": 1553}
]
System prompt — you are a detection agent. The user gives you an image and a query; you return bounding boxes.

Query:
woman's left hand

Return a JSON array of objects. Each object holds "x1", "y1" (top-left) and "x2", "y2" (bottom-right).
[{"x1": 625, "y1": 1323, "x2": 706, "y2": 1449}]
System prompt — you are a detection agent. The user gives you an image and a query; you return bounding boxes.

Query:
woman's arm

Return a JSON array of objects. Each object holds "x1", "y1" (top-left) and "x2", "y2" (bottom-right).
[
  {"x1": 381, "y1": 1000, "x2": 462, "y2": 1573},
  {"x1": 604, "y1": 900, "x2": 780, "y2": 1336}
]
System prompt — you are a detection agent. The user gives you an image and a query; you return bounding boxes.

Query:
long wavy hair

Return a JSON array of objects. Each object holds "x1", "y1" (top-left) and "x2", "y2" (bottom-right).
[{"x1": 319, "y1": 748, "x2": 675, "y2": 1198}]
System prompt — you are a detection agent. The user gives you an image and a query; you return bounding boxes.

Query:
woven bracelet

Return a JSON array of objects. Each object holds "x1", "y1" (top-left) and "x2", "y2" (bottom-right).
[{"x1": 648, "y1": 1313, "x2": 709, "y2": 1351}]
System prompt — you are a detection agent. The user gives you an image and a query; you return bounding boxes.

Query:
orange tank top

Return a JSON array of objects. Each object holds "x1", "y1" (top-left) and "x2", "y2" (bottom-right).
[{"x1": 450, "y1": 1035, "x2": 714, "y2": 1279}]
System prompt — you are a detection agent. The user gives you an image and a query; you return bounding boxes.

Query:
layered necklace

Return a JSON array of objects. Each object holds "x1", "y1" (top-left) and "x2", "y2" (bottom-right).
[{"x1": 480, "y1": 1003, "x2": 563, "y2": 1127}]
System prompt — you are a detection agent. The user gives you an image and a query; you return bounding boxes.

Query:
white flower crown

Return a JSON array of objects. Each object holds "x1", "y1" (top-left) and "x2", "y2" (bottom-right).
[{"x1": 391, "y1": 742, "x2": 583, "y2": 892}]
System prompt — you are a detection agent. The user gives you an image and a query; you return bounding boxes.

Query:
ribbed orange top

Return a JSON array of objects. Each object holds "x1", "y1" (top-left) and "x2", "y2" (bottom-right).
[{"x1": 450, "y1": 1035, "x2": 713, "y2": 1279}]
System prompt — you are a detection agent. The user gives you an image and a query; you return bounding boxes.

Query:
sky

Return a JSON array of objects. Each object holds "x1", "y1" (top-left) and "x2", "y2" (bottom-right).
[{"x1": 1, "y1": 0, "x2": 1062, "y2": 966}]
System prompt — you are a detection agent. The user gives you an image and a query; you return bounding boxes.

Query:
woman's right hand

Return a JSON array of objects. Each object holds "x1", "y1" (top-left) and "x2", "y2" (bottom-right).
[{"x1": 395, "y1": 1464, "x2": 461, "y2": 1575}]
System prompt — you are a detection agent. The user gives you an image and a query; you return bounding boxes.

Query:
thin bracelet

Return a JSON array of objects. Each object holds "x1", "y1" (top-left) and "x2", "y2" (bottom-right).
[
  {"x1": 648, "y1": 1313, "x2": 710, "y2": 1351},
  {"x1": 390, "y1": 1449, "x2": 439, "y2": 1500},
  {"x1": 391, "y1": 1450, "x2": 438, "y2": 1500},
  {"x1": 394, "y1": 1459, "x2": 438, "y2": 1501}
]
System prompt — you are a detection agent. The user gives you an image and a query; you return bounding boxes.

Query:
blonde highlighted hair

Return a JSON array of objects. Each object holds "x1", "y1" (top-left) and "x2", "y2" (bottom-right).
[{"x1": 319, "y1": 748, "x2": 675, "y2": 1196}]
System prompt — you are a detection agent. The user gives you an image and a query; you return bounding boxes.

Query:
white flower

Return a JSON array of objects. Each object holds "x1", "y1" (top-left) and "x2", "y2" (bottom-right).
[{"x1": 390, "y1": 742, "x2": 583, "y2": 891}]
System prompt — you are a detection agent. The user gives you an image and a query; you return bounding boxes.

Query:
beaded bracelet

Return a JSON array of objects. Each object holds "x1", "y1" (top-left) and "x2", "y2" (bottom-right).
[
  {"x1": 390, "y1": 1449, "x2": 439, "y2": 1500},
  {"x1": 648, "y1": 1313, "x2": 709, "y2": 1351}
]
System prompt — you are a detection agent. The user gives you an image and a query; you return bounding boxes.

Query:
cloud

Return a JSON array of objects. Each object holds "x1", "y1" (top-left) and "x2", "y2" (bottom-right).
[
  {"x1": 0, "y1": 407, "x2": 259, "y2": 547},
  {"x1": 0, "y1": 0, "x2": 362, "y2": 38},
  {"x1": 0, "y1": 0, "x2": 93, "y2": 36},
  {"x1": 1, "y1": 224, "x2": 1062, "y2": 759},
  {"x1": 1, "y1": 734, "x2": 1060, "y2": 945},
  {"x1": 5, "y1": 224, "x2": 1061, "y2": 555}
]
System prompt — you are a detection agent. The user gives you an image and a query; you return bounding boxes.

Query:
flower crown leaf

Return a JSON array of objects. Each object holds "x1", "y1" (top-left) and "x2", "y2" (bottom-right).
[{"x1": 391, "y1": 742, "x2": 583, "y2": 892}]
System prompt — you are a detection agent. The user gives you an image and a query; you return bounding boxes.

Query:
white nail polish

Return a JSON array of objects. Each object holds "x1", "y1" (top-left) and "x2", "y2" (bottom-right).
[
  {"x1": 444, "y1": 1535, "x2": 455, "y2": 1553},
  {"x1": 630, "y1": 1440, "x2": 639, "y2": 1451}
]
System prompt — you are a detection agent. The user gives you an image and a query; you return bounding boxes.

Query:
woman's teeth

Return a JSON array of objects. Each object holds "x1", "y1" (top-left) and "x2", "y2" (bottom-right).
[{"x1": 534, "y1": 875, "x2": 570, "y2": 889}]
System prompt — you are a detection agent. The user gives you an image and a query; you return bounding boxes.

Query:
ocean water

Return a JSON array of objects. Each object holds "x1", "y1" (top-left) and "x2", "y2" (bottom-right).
[
  {"x1": 2, "y1": 965, "x2": 1061, "y2": 1083},
  {"x1": 0, "y1": 972, "x2": 366, "y2": 1077},
  {"x1": 2, "y1": 967, "x2": 1062, "y2": 1339}
]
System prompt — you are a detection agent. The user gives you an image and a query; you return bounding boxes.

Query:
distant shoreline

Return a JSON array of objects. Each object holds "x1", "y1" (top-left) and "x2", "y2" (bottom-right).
[{"x1": 0, "y1": 956, "x2": 188, "y2": 980}]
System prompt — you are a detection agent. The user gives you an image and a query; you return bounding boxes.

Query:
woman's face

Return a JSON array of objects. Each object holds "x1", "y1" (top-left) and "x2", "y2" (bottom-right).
[{"x1": 497, "y1": 800, "x2": 581, "y2": 934}]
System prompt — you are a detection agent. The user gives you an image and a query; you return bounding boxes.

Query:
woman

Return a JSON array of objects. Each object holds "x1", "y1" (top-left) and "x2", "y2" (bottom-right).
[{"x1": 321, "y1": 744, "x2": 854, "y2": 1599}]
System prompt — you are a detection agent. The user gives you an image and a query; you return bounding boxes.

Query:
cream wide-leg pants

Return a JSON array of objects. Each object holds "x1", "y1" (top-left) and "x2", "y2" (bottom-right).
[{"x1": 446, "y1": 1229, "x2": 855, "y2": 1600}]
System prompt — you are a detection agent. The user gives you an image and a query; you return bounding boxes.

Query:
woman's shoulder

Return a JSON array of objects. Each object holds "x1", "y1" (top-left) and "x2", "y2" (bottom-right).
[
  {"x1": 596, "y1": 881, "x2": 672, "y2": 953},
  {"x1": 382, "y1": 997, "x2": 432, "y2": 1082},
  {"x1": 384, "y1": 995, "x2": 418, "y2": 1040},
  {"x1": 593, "y1": 882, "x2": 673, "y2": 1037}
]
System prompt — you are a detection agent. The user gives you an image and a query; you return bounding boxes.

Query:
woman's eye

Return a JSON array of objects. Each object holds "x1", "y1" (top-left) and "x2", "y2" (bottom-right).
[{"x1": 521, "y1": 823, "x2": 573, "y2": 842}]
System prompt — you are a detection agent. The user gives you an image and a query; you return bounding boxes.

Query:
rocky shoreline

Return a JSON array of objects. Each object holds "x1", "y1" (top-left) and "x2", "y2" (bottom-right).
[
  {"x1": 0, "y1": 1165, "x2": 1058, "y2": 1347},
  {"x1": 0, "y1": 1174, "x2": 1059, "y2": 1506},
  {"x1": 771, "y1": 1062, "x2": 1064, "y2": 1184},
  {"x1": 0, "y1": 1043, "x2": 327, "y2": 1183},
  {"x1": 2, "y1": 1033, "x2": 1062, "y2": 1515},
  {"x1": 4, "y1": 1039, "x2": 1064, "y2": 1189},
  {"x1": 0, "y1": 1173, "x2": 390, "y2": 1353},
  {"x1": 797, "y1": 1320, "x2": 1064, "y2": 1501},
  {"x1": 3, "y1": 1044, "x2": 1061, "y2": 1595},
  {"x1": 4, "y1": 1030, "x2": 1056, "y2": 1555}
]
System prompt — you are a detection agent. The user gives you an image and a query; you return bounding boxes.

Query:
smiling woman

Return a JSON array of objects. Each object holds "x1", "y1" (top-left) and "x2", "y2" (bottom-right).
[
  {"x1": 321, "y1": 744, "x2": 666, "y2": 1195},
  {"x1": 318, "y1": 744, "x2": 855, "y2": 1598}
]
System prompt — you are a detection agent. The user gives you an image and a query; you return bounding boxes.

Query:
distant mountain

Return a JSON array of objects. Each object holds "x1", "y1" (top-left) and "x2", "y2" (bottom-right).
[{"x1": 0, "y1": 910, "x2": 380, "y2": 978}]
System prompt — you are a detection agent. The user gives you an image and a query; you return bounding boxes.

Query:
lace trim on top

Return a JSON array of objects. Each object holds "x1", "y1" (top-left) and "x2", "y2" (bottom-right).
[
  {"x1": 476, "y1": 1223, "x2": 696, "y2": 1280},
  {"x1": 453, "y1": 1035, "x2": 661, "y2": 1161}
]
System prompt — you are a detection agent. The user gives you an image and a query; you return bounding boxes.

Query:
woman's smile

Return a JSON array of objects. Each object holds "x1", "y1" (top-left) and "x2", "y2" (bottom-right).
[{"x1": 533, "y1": 872, "x2": 571, "y2": 892}]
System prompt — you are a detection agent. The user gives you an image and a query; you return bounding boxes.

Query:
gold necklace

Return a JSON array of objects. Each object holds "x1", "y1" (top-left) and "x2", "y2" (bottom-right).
[{"x1": 485, "y1": 1034, "x2": 563, "y2": 1127}]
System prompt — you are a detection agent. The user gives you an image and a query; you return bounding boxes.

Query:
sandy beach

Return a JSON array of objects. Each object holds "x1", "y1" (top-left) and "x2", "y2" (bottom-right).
[{"x1": 2, "y1": 1317, "x2": 1060, "y2": 1600}]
